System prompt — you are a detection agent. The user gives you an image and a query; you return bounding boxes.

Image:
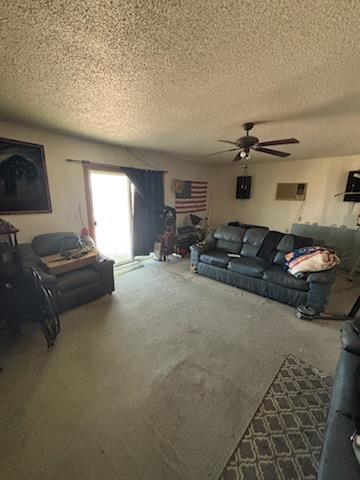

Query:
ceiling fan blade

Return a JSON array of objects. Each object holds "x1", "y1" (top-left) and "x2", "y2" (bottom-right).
[
  {"x1": 232, "y1": 152, "x2": 242, "y2": 162},
  {"x1": 199, "y1": 148, "x2": 239, "y2": 159},
  {"x1": 254, "y1": 146, "x2": 290, "y2": 157},
  {"x1": 218, "y1": 139, "x2": 238, "y2": 145},
  {"x1": 256, "y1": 138, "x2": 299, "y2": 147}
]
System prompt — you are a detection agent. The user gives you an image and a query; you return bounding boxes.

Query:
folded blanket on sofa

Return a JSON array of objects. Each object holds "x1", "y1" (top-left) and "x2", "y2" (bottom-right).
[{"x1": 285, "y1": 246, "x2": 340, "y2": 277}]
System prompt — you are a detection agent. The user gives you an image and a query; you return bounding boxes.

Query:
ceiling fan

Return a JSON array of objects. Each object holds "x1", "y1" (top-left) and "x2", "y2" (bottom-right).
[{"x1": 202, "y1": 122, "x2": 299, "y2": 162}]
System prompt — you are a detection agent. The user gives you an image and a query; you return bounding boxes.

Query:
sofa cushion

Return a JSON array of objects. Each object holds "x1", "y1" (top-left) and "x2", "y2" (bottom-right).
[
  {"x1": 200, "y1": 250, "x2": 229, "y2": 268},
  {"x1": 228, "y1": 257, "x2": 272, "y2": 278},
  {"x1": 263, "y1": 265, "x2": 309, "y2": 291},
  {"x1": 240, "y1": 228, "x2": 268, "y2": 258},
  {"x1": 32, "y1": 232, "x2": 80, "y2": 257},
  {"x1": 57, "y1": 267, "x2": 101, "y2": 293},
  {"x1": 213, "y1": 225, "x2": 246, "y2": 254}
]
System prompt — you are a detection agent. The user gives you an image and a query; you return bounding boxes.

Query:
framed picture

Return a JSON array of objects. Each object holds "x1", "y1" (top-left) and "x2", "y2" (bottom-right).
[{"x1": 0, "y1": 137, "x2": 52, "y2": 214}]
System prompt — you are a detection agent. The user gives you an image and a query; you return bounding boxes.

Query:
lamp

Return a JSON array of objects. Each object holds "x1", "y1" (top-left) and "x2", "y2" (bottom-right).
[{"x1": 0, "y1": 218, "x2": 19, "y2": 247}]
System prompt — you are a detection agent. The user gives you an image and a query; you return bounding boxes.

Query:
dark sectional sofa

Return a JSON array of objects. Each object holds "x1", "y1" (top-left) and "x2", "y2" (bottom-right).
[
  {"x1": 190, "y1": 225, "x2": 336, "y2": 312},
  {"x1": 318, "y1": 320, "x2": 360, "y2": 479}
]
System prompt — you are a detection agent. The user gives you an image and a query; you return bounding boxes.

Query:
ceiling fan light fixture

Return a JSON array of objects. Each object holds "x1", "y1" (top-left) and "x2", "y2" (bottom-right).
[{"x1": 210, "y1": 123, "x2": 299, "y2": 163}]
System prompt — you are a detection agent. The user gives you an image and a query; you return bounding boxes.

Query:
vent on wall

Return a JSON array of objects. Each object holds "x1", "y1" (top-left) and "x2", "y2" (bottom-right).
[{"x1": 276, "y1": 183, "x2": 307, "y2": 201}]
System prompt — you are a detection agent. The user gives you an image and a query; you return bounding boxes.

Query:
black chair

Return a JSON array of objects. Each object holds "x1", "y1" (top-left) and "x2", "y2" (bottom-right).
[{"x1": 30, "y1": 268, "x2": 60, "y2": 347}]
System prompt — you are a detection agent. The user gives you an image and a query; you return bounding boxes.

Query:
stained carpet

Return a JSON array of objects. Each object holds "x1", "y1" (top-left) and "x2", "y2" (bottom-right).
[{"x1": 219, "y1": 355, "x2": 332, "y2": 480}]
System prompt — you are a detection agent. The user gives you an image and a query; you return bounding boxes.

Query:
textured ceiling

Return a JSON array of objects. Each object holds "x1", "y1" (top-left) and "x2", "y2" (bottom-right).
[{"x1": 1, "y1": 0, "x2": 360, "y2": 164}]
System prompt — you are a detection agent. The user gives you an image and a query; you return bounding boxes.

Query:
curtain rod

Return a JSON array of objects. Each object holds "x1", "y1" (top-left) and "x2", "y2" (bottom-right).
[{"x1": 66, "y1": 158, "x2": 168, "y2": 173}]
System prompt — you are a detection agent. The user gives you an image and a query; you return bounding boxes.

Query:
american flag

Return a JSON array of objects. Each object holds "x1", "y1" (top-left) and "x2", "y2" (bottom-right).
[{"x1": 175, "y1": 180, "x2": 208, "y2": 214}]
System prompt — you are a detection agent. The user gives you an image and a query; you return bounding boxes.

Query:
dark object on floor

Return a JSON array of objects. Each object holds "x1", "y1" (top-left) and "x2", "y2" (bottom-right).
[
  {"x1": 191, "y1": 226, "x2": 336, "y2": 312},
  {"x1": 176, "y1": 226, "x2": 200, "y2": 256},
  {"x1": 153, "y1": 211, "x2": 177, "y2": 261},
  {"x1": 219, "y1": 354, "x2": 332, "y2": 480},
  {"x1": 317, "y1": 321, "x2": 360, "y2": 479},
  {"x1": 297, "y1": 295, "x2": 360, "y2": 321},
  {"x1": 18, "y1": 232, "x2": 115, "y2": 313},
  {"x1": 30, "y1": 268, "x2": 60, "y2": 347},
  {"x1": 0, "y1": 244, "x2": 25, "y2": 336}
]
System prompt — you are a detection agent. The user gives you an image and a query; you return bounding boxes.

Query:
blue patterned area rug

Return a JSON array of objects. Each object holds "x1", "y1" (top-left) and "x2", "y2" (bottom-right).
[{"x1": 219, "y1": 355, "x2": 332, "y2": 480}]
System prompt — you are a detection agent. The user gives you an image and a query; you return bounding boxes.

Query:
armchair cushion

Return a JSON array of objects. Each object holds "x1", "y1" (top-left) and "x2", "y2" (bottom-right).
[
  {"x1": 57, "y1": 267, "x2": 101, "y2": 293},
  {"x1": 32, "y1": 232, "x2": 80, "y2": 257}
]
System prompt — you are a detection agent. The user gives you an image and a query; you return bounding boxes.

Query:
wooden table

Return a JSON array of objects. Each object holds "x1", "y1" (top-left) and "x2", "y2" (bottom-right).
[{"x1": 41, "y1": 250, "x2": 98, "y2": 276}]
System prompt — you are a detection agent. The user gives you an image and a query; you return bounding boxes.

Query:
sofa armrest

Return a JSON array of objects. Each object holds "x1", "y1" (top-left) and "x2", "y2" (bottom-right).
[
  {"x1": 190, "y1": 241, "x2": 216, "y2": 272},
  {"x1": 306, "y1": 268, "x2": 337, "y2": 313},
  {"x1": 341, "y1": 321, "x2": 360, "y2": 355},
  {"x1": 306, "y1": 268, "x2": 337, "y2": 284}
]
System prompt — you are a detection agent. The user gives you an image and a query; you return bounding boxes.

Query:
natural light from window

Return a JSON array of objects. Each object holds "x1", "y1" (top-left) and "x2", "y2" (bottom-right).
[{"x1": 90, "y1": 171, "x2": 132, "y2": 264}]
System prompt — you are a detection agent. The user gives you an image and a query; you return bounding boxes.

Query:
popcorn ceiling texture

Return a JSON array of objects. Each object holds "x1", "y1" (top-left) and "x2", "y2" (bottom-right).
[{"x1": 1, "y1": 0, "x2": 360, "y2": 163}]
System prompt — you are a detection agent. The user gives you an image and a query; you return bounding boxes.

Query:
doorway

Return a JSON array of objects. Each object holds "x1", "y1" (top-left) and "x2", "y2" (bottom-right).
[{"x1": 85, "y1": 166, "x2": 133, "y2": 265}]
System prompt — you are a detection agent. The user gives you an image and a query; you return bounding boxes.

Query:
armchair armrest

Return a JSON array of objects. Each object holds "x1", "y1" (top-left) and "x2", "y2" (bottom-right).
[
  {"x1": 91, "y1": 257, "x2": 115, "y2": 293},
  {"x1": 20, "y1": 259, "x2": 57, "y2": 294},
  {"x1": 19, "y1": 243, "x2": 58, "y2": 291}
]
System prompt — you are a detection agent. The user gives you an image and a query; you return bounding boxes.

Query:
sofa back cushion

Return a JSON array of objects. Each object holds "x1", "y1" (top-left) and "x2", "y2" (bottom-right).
[
  {"x1": 32, "y1": 232, "x2": 80, "y2": 257},
  {"x1": 273, "y1": 234, "x2": 314, "y2": 265},
  {"x1": 273, "y1": 235, "x2": 295, "y2": 265},
  {"x1": 240, "y1": 228, "x2": 268, "y2": 258},
  {"x1": 214, "y1": 225, "x2": 246, "y2": 254}
]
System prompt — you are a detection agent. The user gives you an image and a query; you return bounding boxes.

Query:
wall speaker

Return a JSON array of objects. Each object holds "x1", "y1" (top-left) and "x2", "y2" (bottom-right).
[
  {"x1": 344, "y1": 170, "x2": 360, "y2": 203},
  {"x1": 236, "y1": 176, "x2": 252, "y2": 199}
]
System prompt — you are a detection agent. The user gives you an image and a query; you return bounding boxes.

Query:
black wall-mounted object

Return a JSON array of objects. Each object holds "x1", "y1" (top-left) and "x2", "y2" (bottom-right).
[
  {"x1": 344, "y1": 170, "x2": 360, "y2": 202},
  {"x1": 236, "y1": 176, "x2": 252, "y2": 199}
]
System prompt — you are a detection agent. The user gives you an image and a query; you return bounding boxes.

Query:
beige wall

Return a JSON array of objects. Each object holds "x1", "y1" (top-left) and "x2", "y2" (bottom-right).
[
  {"x1": 2, "y1": 119, "x2": 359, "y2": 242},
  {"x1": 0, "y1": 122, "x2": 213, "y2": 242},
  {"x1": 209, "y1": 155, "x2": 360, "y2": 232}
]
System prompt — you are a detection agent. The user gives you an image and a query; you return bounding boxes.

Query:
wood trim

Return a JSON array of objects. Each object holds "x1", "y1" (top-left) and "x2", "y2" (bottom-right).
[
  {"x1": 83, "y1": 163, "x2": 127, "y2": 241},
  {"x1": 66, "y1": 158, "x2": 168, "y2": 173},
  {"x1": 83, "y1": 162, "x2": 122, "y2": 173},
  {"x1": 83, "y1": 164, "x2": 96, "y2": 240}
]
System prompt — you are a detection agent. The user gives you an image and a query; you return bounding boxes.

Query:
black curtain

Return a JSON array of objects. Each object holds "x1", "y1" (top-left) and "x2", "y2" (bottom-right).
[{"x1": 122, "y1": 167, "x2": 164, "y2": 256}]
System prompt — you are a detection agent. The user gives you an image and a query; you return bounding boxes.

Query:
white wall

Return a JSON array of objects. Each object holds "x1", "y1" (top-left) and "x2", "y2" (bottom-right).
[
  {"x1": 209, "y1": 155, "x2": 360, "y2": 232},
  {"x1": 0, "y1": 122, "x2": 213, "y2": 242}
]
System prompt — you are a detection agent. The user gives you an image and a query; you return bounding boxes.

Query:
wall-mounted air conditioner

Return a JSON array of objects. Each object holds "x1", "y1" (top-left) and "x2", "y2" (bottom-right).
[{"x1": 276, "y1": 183, "x2": 307, "y2": 201}]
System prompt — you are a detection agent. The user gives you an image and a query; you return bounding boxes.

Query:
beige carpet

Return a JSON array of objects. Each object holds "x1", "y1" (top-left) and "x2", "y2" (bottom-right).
[{"x1": 0, "y1": 259, "x2": 357, "y2": 480}]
